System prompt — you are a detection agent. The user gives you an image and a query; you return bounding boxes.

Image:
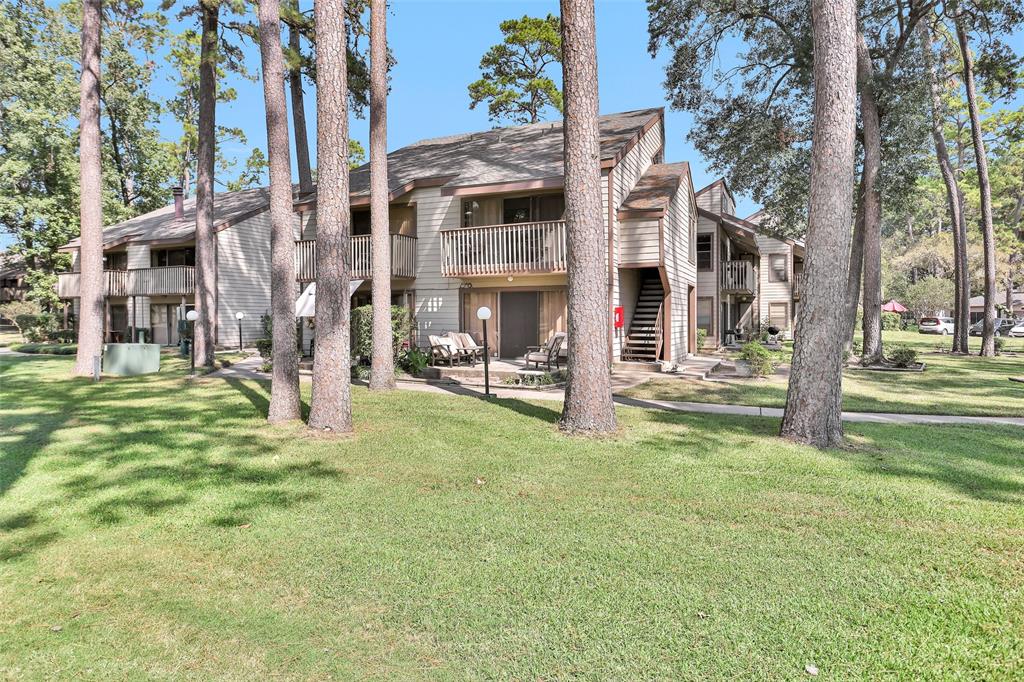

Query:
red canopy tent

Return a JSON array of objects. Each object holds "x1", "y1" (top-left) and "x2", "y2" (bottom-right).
[{"x1": 882, "y1": 299, "x2": 908, "y2": 313}]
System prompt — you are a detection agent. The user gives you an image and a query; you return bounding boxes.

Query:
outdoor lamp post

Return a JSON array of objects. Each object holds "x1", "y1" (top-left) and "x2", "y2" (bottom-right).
[
  {"x1": 235, "y1": 311, "x2": 245, "y2": 352},
  {"x1": 185, "y1": 309, "x2": 198, "y2": 379},
  {"x1": 476, "y1": 306, "x2": 493, "y2": 398}
]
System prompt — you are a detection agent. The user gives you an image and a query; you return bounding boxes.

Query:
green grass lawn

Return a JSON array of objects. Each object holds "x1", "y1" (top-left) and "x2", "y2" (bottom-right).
[
  {"x1": 1, "y1": 354, "x2": 1022, "y2": 678},
  {"x1": 626, "y1": 331, "x2": 1024, "y2": 417}
]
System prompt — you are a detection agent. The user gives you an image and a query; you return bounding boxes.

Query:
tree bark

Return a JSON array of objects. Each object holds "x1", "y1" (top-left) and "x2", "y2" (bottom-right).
[
  {"x1": 558, "y1": 0, "x2": 616, "y2": 435},
  {"x1": 780, "y1": 0, "x2": 857, "y2": 448},
  {"x1": 258, "y1": 0, "x2": 302, "y2": 422},
  {"x1": 843, "y1": 168, "x2": 866, "y2": 348},
  {"x1": 288, "y1": 22, "x2": 313, "y2": 195},
  {"x1": 921, "y1": 23, "x2": 969, "y2": 354},
  {"x1": 309, "y1": 0, "x2": 354, "y2": 432},
  {"x1": 856, "y1": 31, "x2": 884, "y2": 364},
  {"x1": 74, "y1": 0, "x2": 104, "y2": 376},
  {"x1": 954, "y1": 17, "x2": 996, "y2": 356},
  {"x1": 368, "y1": 0, "x2": 394, "y2": 390},
  {"x1": 194, "y1": 1, "x2": 219, "y2": 368}
]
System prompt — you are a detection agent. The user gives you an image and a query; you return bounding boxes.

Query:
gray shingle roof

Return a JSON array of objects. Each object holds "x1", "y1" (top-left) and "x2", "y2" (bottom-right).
[
  {"x1": 61, "y1": 186, "x2": 279, "y2": 249},
  {"x1": 61, "y1": 108, "x2": 663, "y2": 249},
  {"x1": 619, "y1": 162, "x2": 690, "y2": 215}
]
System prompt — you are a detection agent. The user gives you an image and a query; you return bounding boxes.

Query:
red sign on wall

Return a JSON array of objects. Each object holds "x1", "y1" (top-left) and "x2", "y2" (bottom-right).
[{"x1": 613, "y1": 306, "x2": 624, "y2": 329}]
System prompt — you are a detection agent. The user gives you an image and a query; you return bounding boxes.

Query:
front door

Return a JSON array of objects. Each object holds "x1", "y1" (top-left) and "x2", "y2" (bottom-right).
[{"x1": 500, "y1": 291, "x2": 538, "y2": 358}]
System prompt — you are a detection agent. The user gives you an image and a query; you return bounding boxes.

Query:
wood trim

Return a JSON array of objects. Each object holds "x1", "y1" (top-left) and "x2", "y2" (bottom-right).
[
  {"x1": 617, "y1": 208, "x2": 666, "y2": 220},
  {"x1": 441, "y1": 176, "x2": 564, "y2": 197},
  {"x1": 607, "y1": 168, "x2": 615, "y2": 364}
]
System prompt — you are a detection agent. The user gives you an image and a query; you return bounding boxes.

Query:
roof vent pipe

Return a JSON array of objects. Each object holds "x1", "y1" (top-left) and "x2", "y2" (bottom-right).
[{"x1": 172, "y1": 186, "x2": 184, "y2": 219}]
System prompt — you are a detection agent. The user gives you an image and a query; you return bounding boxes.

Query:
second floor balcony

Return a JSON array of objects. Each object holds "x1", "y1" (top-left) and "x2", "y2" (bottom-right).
[
  {"x1": 720, "y1": 259, "x2": 756, "y2": 296},
  {"x1": 440, "y1": 219, "x2": 567, "y2": 277},
  {"x1": 294, "y1": 233, "x2": 416, "y2": 282},
  {"x1": 57, "y1": 265, "x2": 195, "y2": 298}
]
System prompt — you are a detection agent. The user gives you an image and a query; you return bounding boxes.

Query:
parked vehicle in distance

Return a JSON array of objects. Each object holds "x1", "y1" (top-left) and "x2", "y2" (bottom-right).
[
  {"x1": 1009, "y1": 320, "x2": 1024, "y2": 338},
  {"x1": 919, "y1": 317, "x2": 955, "y2": 335},
  {"x1": 968, "y1": 318, "x2": 1018, "y2": 337}
]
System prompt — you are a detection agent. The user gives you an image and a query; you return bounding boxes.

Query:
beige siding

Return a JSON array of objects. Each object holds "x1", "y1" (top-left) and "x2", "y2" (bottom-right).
[
  {"x1": 619, "y1": 219, "x2": 660, "y2": 264},
  {"x1": 216, "y1": 209, "x2": 275, "y2": 346},
  {"x1": 407, "y1": 186, "x2": 461, "y2": 345},
  {"x1": 756, "y1": 234, "x2": 795, "y2": 332},
  {"x1": 609, "y1": 119, "x2": 664, "y2": 360},
  {"x1": 126, "y1": 243, "x2": 150, "y2": 332},
  {"x1": 695, "y1": 181, "x2": 735, "y2": 215},
  {"x1": 662, "y1": 174, "x2": 697, "y2": 359},
  {"x1": 695, "y1": 216, "x2": 720, "y2": 342}
]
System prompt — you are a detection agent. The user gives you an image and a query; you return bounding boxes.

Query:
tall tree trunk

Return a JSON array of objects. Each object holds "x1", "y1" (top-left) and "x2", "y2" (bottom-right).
[
  {"x1": 288, "y1": 21, "x2": 313, "y2": 195},
  {"x1": 954, "y1": 18, "x2": 996, "y2": 356},
  {"x1": 856, "y1": 31, "x2": 884, "y2": 364},
  {"x1": 558, "y1": 0, "x2": 616, "y2": 435},
  {"x1": 921, "y1": 23, "x2": 969, "y2": 353},
  {"x1": 843, "y1": 169, "x2": 866, "y2": 348},
  {"x1": 309, "y1": 0, "x2": 353, "y2": 432},
  {"x1": 74, "y1": 0, "x2": 104, "y2": 376},
  {"x1": 258, "y1": 0, "x2": 301, "y2": 422},
  {"x1": 780, "y1": 0, "x2": 857, "y2": 448},
  {"x1": 194, "y1": 0, "x2": 219, "y2": 368},
  {"x1": 368, "y1": 0, "x2": 394, "y2": 390}
]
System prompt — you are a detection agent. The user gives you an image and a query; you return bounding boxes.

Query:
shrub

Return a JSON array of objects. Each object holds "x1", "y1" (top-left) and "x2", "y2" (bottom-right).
[
  {"x1": 887, "y1": 344, "x2": 918, "y2": 368},
  {"x1": 10, "y1": 343, "x2": 77, "y2": 355},
  {"x1": 255, "y1": 338, "x2": 273, "y2": 359},
  {"x1": 398, "y1": 347, "x2": 429, "y2": 375},
  {"x1": 259, "y1": 361, "x2": 272, "y2": 373},
  {"x1": 881, "y1": 311, "x2": 901, "y2": 330},
  {"x1": 695, "y1": 327, "x2": 707, "y2": 352},
  {"x1": 351, "y1": 305, "x2": 412, "y2": 362},
  {"x1": 0, "y1": 300, "x2": 42, "y2": 338},
  {"x1": 994, "y1": 337, "x2": 1005, "y2": 354},
  {"x1": 503, "y1": 371, "x2": 557, "y2": 387},
  {"x1": 351, "y1": 364, "x2": 371, "y2": 381},
  {"x1": 47, "y1": 329, "x2": 76, "y2": 343},
  {"x1": 738, "y1": 341, "x2": 776, "y2": 377}
]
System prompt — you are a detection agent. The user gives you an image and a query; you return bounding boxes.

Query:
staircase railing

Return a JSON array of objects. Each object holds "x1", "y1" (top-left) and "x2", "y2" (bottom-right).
[{"x1": 653, "y1": 302, "x2": 664, "y2": 361}]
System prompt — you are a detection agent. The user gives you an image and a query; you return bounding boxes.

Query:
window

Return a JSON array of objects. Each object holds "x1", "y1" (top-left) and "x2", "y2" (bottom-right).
[
  {"x1": 697, "y1": 234, "x2": 713, "y2": 271},
  {"x1": 769, "y1": 254, "x2": 788, "y2": 282},
  {"x1": 697, "y1": 297, "x2": 714, "y2": 334},
  {"x1": 105, "y1": 252, "x2": 128, "y2": 270},
  {"x1": 535, "y1": 194, "x2": 565, "y2": 221},
  {"x1": 502, "y1": 197, "x2": 532, "y2": 224},
  {"x1": 769, "y1": 302, "x2": 788, "y2": 330},
  {"x1": 151, "y1": 248, "x2": 195, "y2": 268}
]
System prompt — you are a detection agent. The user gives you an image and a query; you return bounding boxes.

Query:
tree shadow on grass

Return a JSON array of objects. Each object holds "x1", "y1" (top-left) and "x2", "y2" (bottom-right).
[{"x1": 0, "y1": 356, "x2": 343, "y2": 561}]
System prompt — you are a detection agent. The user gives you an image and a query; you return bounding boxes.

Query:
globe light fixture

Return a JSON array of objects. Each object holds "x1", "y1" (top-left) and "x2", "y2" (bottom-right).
[
  {"x1": 235, "y1": 311, "x2": 245, "y2": 352},
  {"x1": 476, "y1": 306, "x2": 493, "y2": 398}
]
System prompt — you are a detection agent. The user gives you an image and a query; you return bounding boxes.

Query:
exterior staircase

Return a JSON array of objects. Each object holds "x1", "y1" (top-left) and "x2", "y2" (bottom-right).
[{"x1": 621, "y1": 276, "x2": 665, "y2": 362}]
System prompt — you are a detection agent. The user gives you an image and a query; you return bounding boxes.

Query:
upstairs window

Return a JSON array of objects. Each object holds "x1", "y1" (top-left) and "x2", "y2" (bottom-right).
[
  {"x1": 696, "y1": 234, "x2": 713, "y2": 271},
  {"x1": 105, "y1": 252, "x2": 128, "y2": 270},
  {"x1": 151, "y1": 248, "x2": 195, "y2": 268},
  {"x1": 769, "y1": 254, "x2": 788, "y2": 282}
]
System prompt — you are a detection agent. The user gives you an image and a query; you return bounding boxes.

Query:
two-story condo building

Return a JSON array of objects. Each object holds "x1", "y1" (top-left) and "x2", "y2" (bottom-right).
[
  {"x1": 58, "y1": 108, "x2": 700, "y2": 364},
  {"x1": 694, "y1": 179, "x2": 804, "y2": 347}
]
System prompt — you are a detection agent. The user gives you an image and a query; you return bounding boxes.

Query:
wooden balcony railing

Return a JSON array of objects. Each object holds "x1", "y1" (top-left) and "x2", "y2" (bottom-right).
[
  {"x1": 440, "y1": 219, "x2": 567, "y2": 277},
  {"x1": 295, "y1": 234, "x2": 417, "y2": 282},
  {"x1": 792, "y1": 268, "x2": 803, "y2": 299},
  {"x1": 57, "y1": 266, "x2": 195, "y2": 298},
  {"x1": 720, "y1": 259, "x2": 756, "y2": 295}
]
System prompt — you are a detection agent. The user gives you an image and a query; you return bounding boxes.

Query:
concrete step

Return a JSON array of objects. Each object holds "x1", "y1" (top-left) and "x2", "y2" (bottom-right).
[{"x1": 613, "y1": 360, "x2": 661, "y2": 372}]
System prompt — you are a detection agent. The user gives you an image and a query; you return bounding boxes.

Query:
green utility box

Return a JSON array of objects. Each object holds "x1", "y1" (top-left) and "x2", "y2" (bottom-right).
[{"x1": 103, "y1": 343, "x2": 161, "y2": 376}]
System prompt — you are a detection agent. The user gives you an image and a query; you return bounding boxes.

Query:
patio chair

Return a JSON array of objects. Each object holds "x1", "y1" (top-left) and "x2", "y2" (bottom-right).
[
  {"x1": 428, "y1": 334, "x2": 460, "y2": 367},
  {"x1": 451, "y1": 332, "x2": 484, "y2": 364},
  {"x1": 525, "y1": 332, "x2": 566, "y2": 370}
]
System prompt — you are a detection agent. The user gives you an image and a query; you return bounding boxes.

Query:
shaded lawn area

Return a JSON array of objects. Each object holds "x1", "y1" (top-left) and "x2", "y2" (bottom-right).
[
  {"x1": 630, "y1": 331, "x2": 1024, "y2": 417},
  {"x1": 1, "y1": 355, "x2": 1022, "y2": 678}
]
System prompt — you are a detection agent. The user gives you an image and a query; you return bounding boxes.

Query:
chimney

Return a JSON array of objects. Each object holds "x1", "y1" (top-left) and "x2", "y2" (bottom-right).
[{"x1": 172, "y1": 186, "x2": 184, "y2": 220}]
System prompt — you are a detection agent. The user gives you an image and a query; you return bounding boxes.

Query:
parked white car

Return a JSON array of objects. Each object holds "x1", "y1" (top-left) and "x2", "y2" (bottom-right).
[
  {"x1": 1009, "y1": 320, "x2": 1024, "y2": 338},
  {"x1": 918, "y1": 317, "x2": 955, "y2": 335}
]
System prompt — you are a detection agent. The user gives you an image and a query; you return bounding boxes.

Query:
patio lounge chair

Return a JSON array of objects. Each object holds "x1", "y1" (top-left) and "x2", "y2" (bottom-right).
[
  {"x1": 525, "y1": 332, "x2": 566, "y2": 370},
  {"x1": 429, "y1": 335, "x2": 462, "y2": 367},
  {"x1": 449, "y1": 332, "x2": 484, "y2": 364}
]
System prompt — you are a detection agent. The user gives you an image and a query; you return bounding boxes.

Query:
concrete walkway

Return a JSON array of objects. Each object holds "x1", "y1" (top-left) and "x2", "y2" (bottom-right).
[{"x1": 211, "y1": 356, "x2": 1024, "y2": 428}]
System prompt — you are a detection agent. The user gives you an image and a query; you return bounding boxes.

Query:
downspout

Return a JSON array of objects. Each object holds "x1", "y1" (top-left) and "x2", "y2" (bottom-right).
[{"x1": 607, "y1": 168, "x2": 615, "y2": 365}]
